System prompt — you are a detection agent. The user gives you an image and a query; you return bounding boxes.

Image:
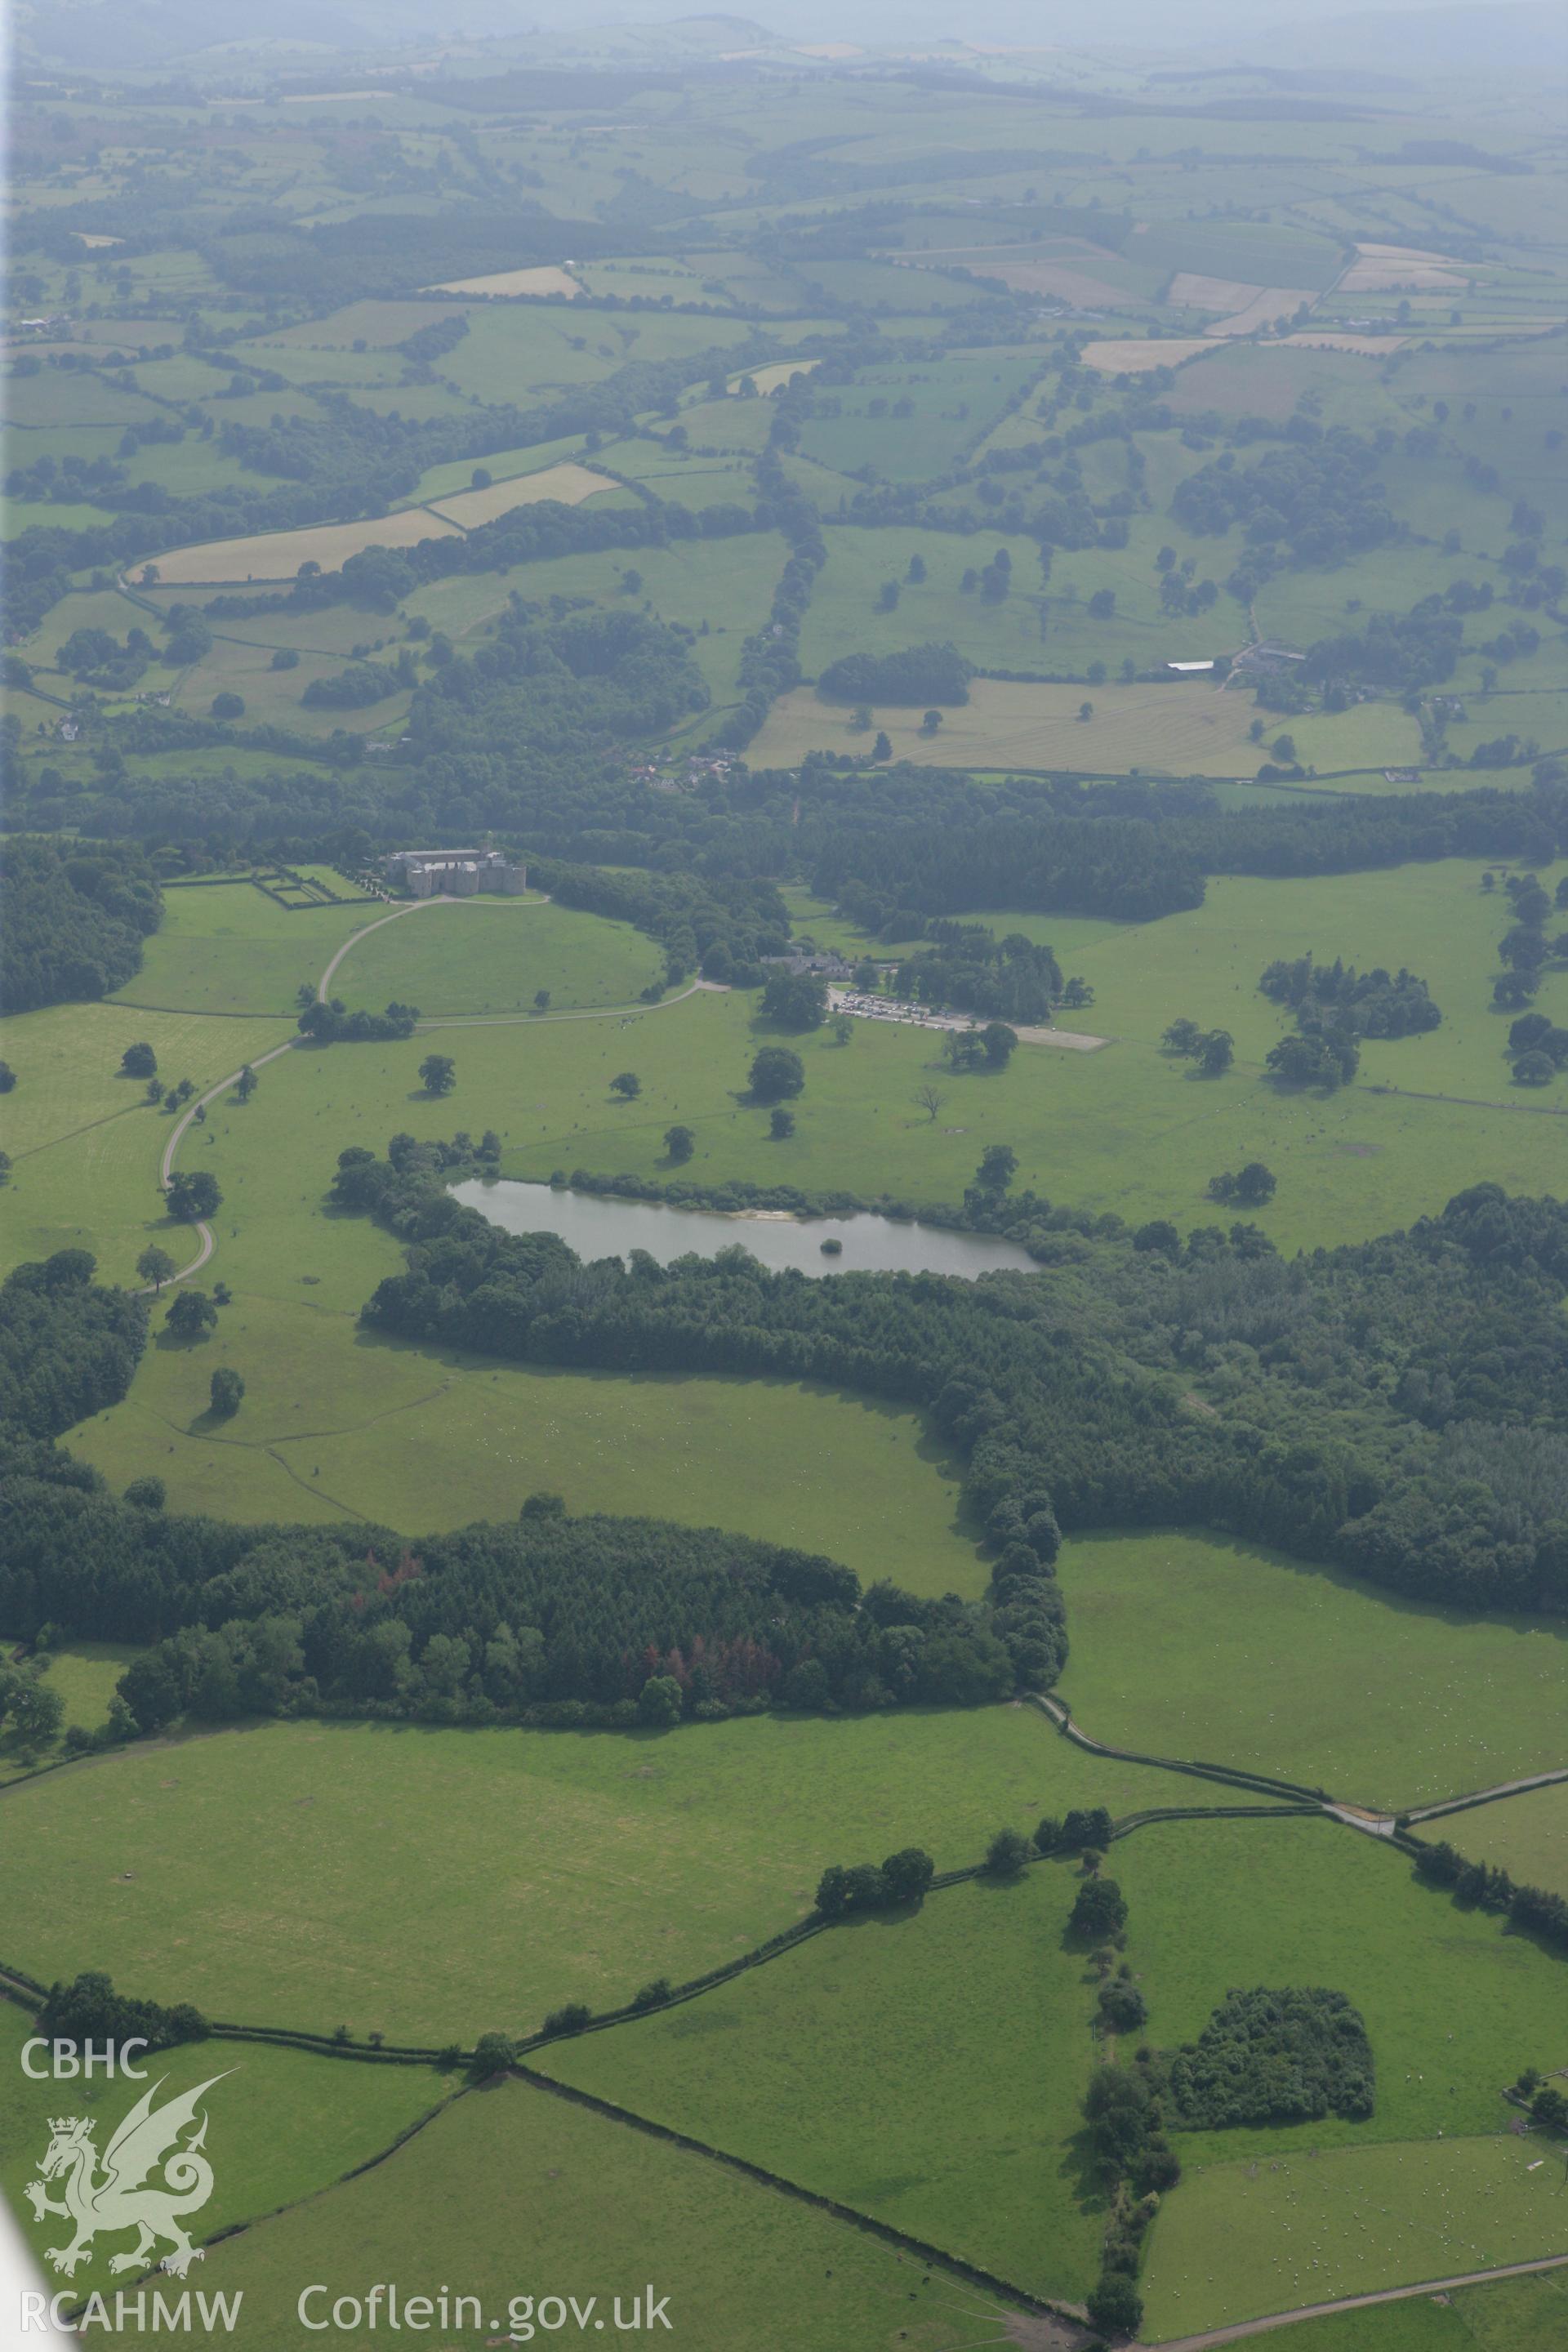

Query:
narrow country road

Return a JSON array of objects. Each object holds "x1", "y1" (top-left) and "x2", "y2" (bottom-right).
[
  {"x1": 1405, "y1": 1767, "x2": 1568, "y2": 1821},
  {"x1": 1138, "y1": 2250, "x2": 1568, "y2": 2350}
]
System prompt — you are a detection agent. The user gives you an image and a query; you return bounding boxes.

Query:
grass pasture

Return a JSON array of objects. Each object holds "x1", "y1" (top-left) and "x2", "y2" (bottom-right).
[
  {"x1": 0, "y1": 1708, "x2": 1181, "y2": 2039},
  {"x1": 198, "y1": 2075, "x2": 982, "y2": 2352},
  {"x1": 1117, "y1": 1817, "x2": 1568, "y2": 2154},
  {"x1": 332, "y1": 898, "x2": 662, "y2": 1017},
  {"x1": 1440, "y1": 1784, "x2": 1568, "y2": 1898},
  {"x1": 0, "y1": 2002, "x2": 450, "y2": 2287},
  {"x1": 67, "y1": 1299, "x2": 986, "y2": 1594},
  {"x1": 1142, "y1": 2135, "x2": 1568, "y2": 2338},
  {"x1": 751, "y1": 678, "x2": 1419, "y2": 777},
  {"x1": 537, "y1": 1863, "x2": 1108, "y2": 2303},
  {"x1": 1259, "y1": 2270, "x2": 1568, "y2": 2352},
  {"x1": 0, "y1": 999, "x2": 291, "y2": 1283},
  {"x1": 0, "y1": 1640, "x2": 140, "y2": 1784},
  {"x1": 1054, "y1": 1530, "x2": 1568, "y2": 1811}
]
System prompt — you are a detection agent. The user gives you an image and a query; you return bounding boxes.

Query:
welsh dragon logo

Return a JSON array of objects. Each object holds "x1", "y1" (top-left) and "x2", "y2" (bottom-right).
[{"x1": 24, "y1": 2074, "x2": 229, "y2": 2278}]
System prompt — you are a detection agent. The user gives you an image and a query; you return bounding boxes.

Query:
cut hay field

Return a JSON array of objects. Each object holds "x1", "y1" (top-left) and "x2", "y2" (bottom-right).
[
  {"x1": 0, "y1": 2001, "x2": 448, "y2": 2283},
  {"x1": 68, "y1": 1303, "x2": 986, "y2": 1592},
  {"x1": 405, "y1": 430, "x2": 590, "y2": 506},
  {"x1": 1142, "y1": 2134, "x2": 1568, "y2": 2338},
  {"x1": 751, "y1": 679, "x2": 1420, "y2": 777},
  {"x1": 332, "y1": 898, "x2": 662, "y2": 1016},
  {"x1": 146, "y1": 504, "x2": 460, "y2": 586},
  {"x1": 1116, "y1": 1818, "x2": 1568, "y2": 2154},
  {"x1": 1440, "y1": 1784, "x2": 1568, "y2": 1898},
  {"x1": 197, "y1": 2075, "x2": 979, "y2": 2351},
  {"x1": 423, "y1": 264, "x2": 581, "y2": 296},
  {"x1": 537, "y1": 1863, "x2": 1107, "y2": 2303},
  {"x1": 0, "y1": 1709, "x2": 1181, "y2": 2038},
  {"x1": 1054, "y1": 1530, "x2": 1568, "y2": 1811},
  {"x1": 424, "y1": 461, "x2": 620, "y2": 527}
]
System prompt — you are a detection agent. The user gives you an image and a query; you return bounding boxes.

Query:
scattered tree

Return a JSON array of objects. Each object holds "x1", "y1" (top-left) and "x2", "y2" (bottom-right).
[
  {"x1": 914, "y1": 1084, "x2": 947, "y2": 1124},
  {"x1": 120, "y1": 1042, "x2": 157, "y2": 1079},
  {"x1": 664, "y1": 1125, "x2": 696, "y2": 1163},
  {"x1": 985, "y1": 1825, "x2": 1034, "y2": 1876},
  {"x1": 610, "y1": 1071, "x2": 641, "y2": 1100},
  {"x1": 165, "y1": 1169, "x2": 220, "y2": 1222},
  {"x1": 136, "y1": 1245, "x2": 176, "y2": 1292},
  {"x1": 768, "y1": 1107, "x2": 795, "y2": 1139},
  {"x1": 209, "y1": 1367, "x2": 245, "y2": 1418},
  {"x1": 1208, "y1": 1162, "x2": 1276, "y2": 1207},
  {"x1": 165, "y1": 1290, "x2": 218, "y2": 1343},
  {"x1": 636, "y1": 1674, "x2": 683, "y2": 1727},
  {"x1": 748, "y1": 1046, "x2": 805, "y2": 1102}
]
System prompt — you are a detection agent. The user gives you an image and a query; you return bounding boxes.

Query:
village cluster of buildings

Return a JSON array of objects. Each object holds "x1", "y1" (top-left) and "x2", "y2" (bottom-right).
[{"x1": 383, "y1": 848, "x2": 528, "y2": 898}]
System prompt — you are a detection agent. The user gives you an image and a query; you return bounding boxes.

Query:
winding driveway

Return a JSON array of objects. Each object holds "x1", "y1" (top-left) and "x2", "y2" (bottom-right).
[{"x1": 147, "y1": 892, "x2": 704, "y2": 1288}]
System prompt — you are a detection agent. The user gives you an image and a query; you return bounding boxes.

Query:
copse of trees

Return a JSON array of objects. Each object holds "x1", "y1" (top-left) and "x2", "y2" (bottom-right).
[
  {"x1": 0, "y1": 839, "x2": 162, "y2": 1014},
  {"x1": 815, "y1": 1846, "x2": 935, "y2": 1917},
  {"x1": 0, "y1": 1254, "x2": 147, "y2": 1437},
  {"x1": 760, "y1": 971, "x2": 828, "y2": 1029},
  {"x1": 36, "y1": 1972, "x2": 208, "y2": 2062},
  {"x1": 1172, "y1": 429, "x2": 1396, "y2": 594},
  {"x1": 1163, "y1": 1987, "x2": 1374, "y2": 2127},
  {"x1": 99, "y1": 1513, "x2": 1045, "y2": 1733},
  {"x1": 1208, "y1": 1163, "x2": 1276, "y2": 1208},
  {"x1": 1259, "y1": 953, "x2": 1441, "y2": 1040},
  {"x1": 817, "y1": 643, "x2": 974, "y2": 706},
  {"x1": 892, "y1": 922, "x2": 1062, "y2": 1027},
  {"x1": 298, "y1": 999, "x2": 421, "y2": 1044}
]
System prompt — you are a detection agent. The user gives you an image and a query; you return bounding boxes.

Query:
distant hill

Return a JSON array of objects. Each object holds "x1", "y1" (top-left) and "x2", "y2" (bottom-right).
[{"x1": 1260, "y1": 1, "x2": 1567, "y2": 77}]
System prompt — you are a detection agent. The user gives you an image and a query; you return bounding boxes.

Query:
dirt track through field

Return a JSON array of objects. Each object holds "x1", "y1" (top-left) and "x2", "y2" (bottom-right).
[{"x1": 1135, "y1": 2251, "x2": 1568, "y2": 2349}]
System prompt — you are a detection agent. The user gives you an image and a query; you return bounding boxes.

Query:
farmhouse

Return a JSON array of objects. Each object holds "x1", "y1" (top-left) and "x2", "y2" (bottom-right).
[{"x1": 384, "y1": 848, "x2": 528, "y2": 898}]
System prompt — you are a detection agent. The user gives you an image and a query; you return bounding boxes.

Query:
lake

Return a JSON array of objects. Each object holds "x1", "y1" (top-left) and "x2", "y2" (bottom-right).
[{"x1": 450, "y1": 1178, "x2": 1038, "y2": 1280}]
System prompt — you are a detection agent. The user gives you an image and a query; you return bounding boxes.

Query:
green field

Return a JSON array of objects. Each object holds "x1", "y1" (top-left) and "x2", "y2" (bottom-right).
[
  {"x1": 332, "y1": 899, "x2": 662, "y2": 1017},
  {"x1": 537, "y1": 1863, "x2": 1107, "y2": 2302},
  {"x1": 751, "y1": 677, "x2": 1424, "y2": 777},
  {"x1": 69, "y1": 1298, "x2": 987, "y2": 1588},
  {"x1": 0, "y1": 999, "x2": 292, "y2": 1283},
  {"x1": 1438, "y1": 1784, "x2": 1568, "y2": 1898},
  {"x1": 0, "y1": 1708, "x2": 1183, "y2": 2039},
  {"x1": 1054, "y1": 1530, "x2": 1568, "y2": 1810},
  {"x1": 0, "y1": 2001, "x2": 449, "y2": 2285},
  {"x1": 113, "y1": 882, "x2": 376, "y2": 1016},
  {"x1": 197, "y1": 2074, "x2": 996, "y2": 2350},
  {"x1": 1142, "y1": 2134, "x2": 1568, "y2": 2336},
  {"x1": 152, "y1": 919, "x2": 1568, "y2": 1267},
  {"x1": 1117, "y1": 1818, "x2": 1568, "y2": 2155},
  {"x1": 1259, "y1": 2271, "x2": 1568, "y2": 2352},
  {"x1": 0, "y1": 1640, "x2": 140, "y2": 1784}
]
